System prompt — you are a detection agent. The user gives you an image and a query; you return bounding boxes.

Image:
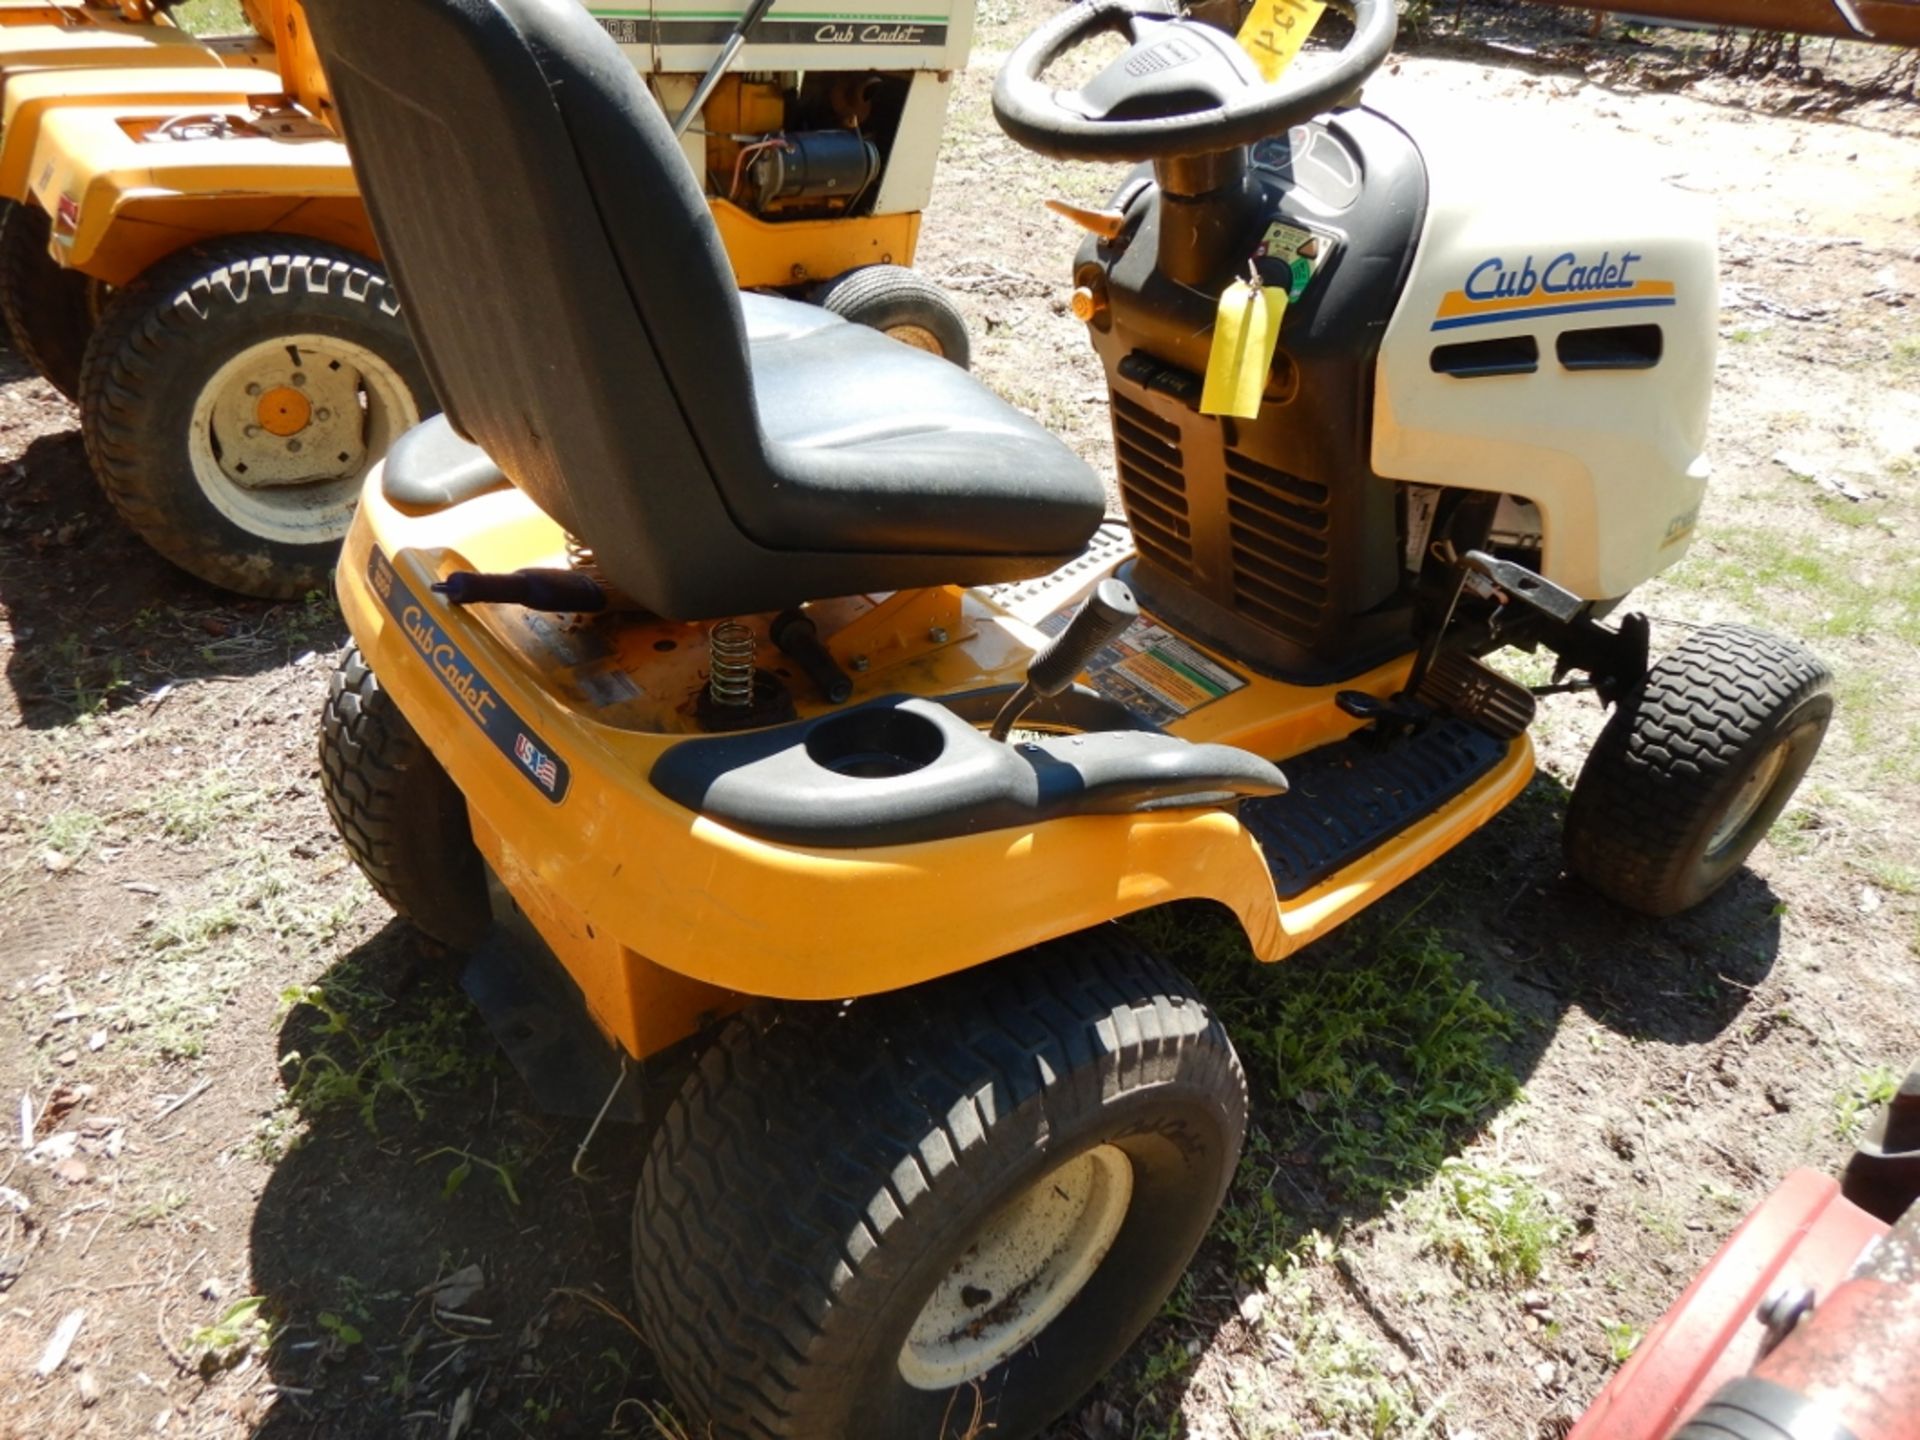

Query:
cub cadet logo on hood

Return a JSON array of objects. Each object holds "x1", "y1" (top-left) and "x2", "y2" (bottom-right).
[{"x1": 1431, "y1": 250, "x2": 1676, "y2": 331}]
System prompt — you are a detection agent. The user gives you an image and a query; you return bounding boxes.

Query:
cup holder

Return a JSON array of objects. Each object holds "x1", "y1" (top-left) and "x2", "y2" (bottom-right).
[{"x1": 805, "y1": 708, "x2": 946, "y2": 779}]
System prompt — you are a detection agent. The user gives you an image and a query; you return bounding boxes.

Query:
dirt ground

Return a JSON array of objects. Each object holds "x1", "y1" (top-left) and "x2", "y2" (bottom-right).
[{"x1": 1, "y1": 3, "x2": 1917, "y2": 1438}]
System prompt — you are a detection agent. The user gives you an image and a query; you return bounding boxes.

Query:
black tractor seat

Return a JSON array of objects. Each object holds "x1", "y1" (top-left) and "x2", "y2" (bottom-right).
[
  {"x1": 307, "y1": 0, "x2": 1105, "y2": 620},
  {"x1": 383, "y1": 295, "x2": 1100, "y2": 564}
]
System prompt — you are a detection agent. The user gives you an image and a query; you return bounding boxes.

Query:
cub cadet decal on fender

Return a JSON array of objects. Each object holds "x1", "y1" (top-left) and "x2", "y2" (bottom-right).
[
  {"x1": 367, "y1": 546, "x2": 572, "y2": 803},
  {"x1": 1432, "y1": 249, "x2": 1676, "y2": 331}
]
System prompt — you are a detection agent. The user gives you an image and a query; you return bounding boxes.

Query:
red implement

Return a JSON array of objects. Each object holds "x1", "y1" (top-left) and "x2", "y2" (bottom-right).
[{"x1": 1570, "y1": 1170, "x2": 1886, "y2": 1440}]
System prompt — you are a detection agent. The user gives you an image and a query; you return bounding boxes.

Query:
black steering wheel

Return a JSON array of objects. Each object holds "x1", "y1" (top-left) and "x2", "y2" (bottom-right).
[{"x1": 993, "y1": 0, "x2": 1395, "y2": 163}]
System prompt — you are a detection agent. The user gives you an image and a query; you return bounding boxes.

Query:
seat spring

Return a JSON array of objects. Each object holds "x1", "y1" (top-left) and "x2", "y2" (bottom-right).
[{"x1": 708, "y1": 621, "x2": 757, "y2": 709}]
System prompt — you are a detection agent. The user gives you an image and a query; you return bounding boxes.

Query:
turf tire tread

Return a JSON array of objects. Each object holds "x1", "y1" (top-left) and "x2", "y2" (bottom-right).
[{"x1": 631, "y1": 930, "x2": 1244, "y2": 1440}]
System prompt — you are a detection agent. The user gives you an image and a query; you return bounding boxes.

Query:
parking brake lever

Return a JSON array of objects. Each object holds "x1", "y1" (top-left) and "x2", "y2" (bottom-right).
[{"x1": 991, "y1": 579, "x2": 1139, "y2": 742}]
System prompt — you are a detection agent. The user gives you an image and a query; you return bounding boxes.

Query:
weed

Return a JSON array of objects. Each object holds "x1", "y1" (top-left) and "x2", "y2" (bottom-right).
[
  {"x1": 189, "y1": 1296, "x2": 273, "y2": 1373},
  {"x1": 1135, "y1": 1336, "x2": 1194, "y2": 1391},
  {"x1": 278, "y1": 959, "x2": 494, "y2": 1134},
  {"x1": 1600, "y1": 1319, "x2": 1642, "y2": 1366},
  {"x1": 46, "y1": 633, "x2": 133, "y2": 717},
  {"x1": 1834, "y1": 1066, "x2": 1899, "y2": 1141},
  {"x1": 426, "y1": 1146, "x2": 524, "y2": 1207},
  {"x1": 1634, "y1": 1203, "x2": 1686, "y2": 1249},
  {"x1": 1699, "y1": 1180, "x2": 1748, "y2": 1216},
  {"x1": 1411, "y1": 1156, "x2": 1572, "y2": 1285},
  {"x1": 316, "y1": 1311, "x2": 364, "y2": 1347},
  {"x1": 127, "y1": 1186, "x2": 191, "y2": 1229}
]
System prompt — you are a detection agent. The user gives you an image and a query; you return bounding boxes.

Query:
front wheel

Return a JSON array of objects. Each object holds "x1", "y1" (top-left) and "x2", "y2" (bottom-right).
[
  {"x1": 78, "y1": 237, "x2": 433, "y2": 599},
  {"x1": 816, "y1": 263, "x2": 972, "y2": 369},
  {"x1": 1564, "y1": 622, "x2": 1832, "y2": 916},
  {"x1": 632, "y1": 928, "x2": 1245, "y2": 1440}
]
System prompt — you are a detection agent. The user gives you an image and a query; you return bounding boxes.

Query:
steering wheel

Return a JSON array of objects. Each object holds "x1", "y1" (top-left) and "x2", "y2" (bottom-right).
[{"x1": 994, "y1": 0, "x2": 1395, "y2": 163}]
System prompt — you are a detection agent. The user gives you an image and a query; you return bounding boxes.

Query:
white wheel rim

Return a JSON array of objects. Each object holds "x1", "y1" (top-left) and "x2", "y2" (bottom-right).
[
  {"x1": 896, "y1": 1144, "x2": 1134, "y2": 1391},
  {"x1": 884, "y1": 322, "x2": 944, "y2": 355},
  {"x1": 187, "y1": 333, "x2": 419, "y2": 546},
  {"x1": 1706, "y1": 737, "x2": 1790, "y2": 857}
]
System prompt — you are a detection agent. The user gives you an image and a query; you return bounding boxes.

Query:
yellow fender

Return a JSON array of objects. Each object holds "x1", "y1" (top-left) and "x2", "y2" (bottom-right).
[
  {"x1": 338, "y1": 479, "x2": 1535, "y2": 1061},
  {"x1": 23, "y1": 96, "x2": 369, "y2": 285}
]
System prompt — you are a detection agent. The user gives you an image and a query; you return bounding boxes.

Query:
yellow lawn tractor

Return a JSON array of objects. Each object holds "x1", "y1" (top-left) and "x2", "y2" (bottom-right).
[
  {"x1": 0, "y1": 0, "x2": 973, "y2": 598},
  {"x1": 309, "y1": 0, "x2": 1835, "y2": 1436}
]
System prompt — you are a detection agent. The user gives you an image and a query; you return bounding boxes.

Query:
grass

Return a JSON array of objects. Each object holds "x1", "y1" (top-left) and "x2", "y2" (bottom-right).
[
  {"x1": 1161, "y1": 918, "x2": 1524, "y2": 1205},
  {"x1": 105, "y1": 849, "x2": 361, "y2": 1059},
  {"x1": 1835, "y1": 1066, "x2": 1901, "y2": 1141},
  {"x1": 171, "y1": 0, "x2": 249, "y2": 36},
  {"x1": 1411, "y1": 1155, "x2": 1573, "y2": 1286},
  {"x1": 1860, "y1": 858, "x2": 1920, "y2": 897},
  {"x1": 142, "y1": 769, "x2": 260, "y2": 846},
  {"x1": 36, "y1": 809, "x2": 104, "y2": 862},
  {"x1": 1223, "y1": 1246, "x2": 1425, "y2": 1440},
  {"x1": 1677, "y1": 523, "x2": 1920, "y2": 649}
]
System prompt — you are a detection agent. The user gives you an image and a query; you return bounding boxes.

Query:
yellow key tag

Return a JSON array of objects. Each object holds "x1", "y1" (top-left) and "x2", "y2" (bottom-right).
[
  {"x1": 1236, "y1": 0, "x2": 1328, "y2": 83},
  {"x1": 1200, "y1": 278, "x2": 1286, "y2": 419}
]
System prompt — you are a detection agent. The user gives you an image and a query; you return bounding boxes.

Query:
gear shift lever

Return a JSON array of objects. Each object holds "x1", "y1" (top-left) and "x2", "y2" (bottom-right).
[{"x1": 990, "y1": 579, "x2": 1140, "y2": 742}]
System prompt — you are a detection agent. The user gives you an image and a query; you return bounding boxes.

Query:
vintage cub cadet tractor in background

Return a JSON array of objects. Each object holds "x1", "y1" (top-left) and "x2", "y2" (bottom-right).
[
  {"x1": 0, "y1": 0, "x2": 972, "y2": 598},
  {"x1": 305, "y1": 0, "x2": 1836, "y2": 1435}
]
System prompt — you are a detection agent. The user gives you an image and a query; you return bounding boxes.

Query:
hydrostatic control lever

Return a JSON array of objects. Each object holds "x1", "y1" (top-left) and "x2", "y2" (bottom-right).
[{"x1": 990, "y1": 578, "x2": 1140, "y2": 742}]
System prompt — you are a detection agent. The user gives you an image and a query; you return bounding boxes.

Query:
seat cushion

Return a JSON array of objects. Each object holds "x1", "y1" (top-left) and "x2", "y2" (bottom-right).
[
  {"x1": 735, "y1": 295, "x2": 1105, "y2": 556},
  {"x1": 384, "y1": 294, "x2": 1108, "y2": 562}
]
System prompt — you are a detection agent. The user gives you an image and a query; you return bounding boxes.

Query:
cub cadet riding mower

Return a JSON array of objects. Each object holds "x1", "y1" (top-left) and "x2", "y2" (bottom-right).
[
  {"x1": 0, "y1": 0, "x2": 972, "y2": 600},
  {"x1": 309, "y1": 0, "x2": 1834, "y2": 1435}
]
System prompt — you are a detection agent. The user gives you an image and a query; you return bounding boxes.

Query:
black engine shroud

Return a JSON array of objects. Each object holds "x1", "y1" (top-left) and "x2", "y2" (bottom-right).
[{"x1": 1079, "y1": 108, "x2": 1428, "y2": 681}]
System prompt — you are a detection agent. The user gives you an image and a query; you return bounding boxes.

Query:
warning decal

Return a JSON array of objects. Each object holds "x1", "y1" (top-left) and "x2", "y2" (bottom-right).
[{"x1": 1043, "y1": 613, "x2": 1248, "y2": 726}]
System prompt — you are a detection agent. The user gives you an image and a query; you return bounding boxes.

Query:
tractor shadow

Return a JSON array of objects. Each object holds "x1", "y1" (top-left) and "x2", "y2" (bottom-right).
[
  {"x1": 0, "y1": 418, "x2": 342, "y2": 730},
  {"x1": 241, "y1": 772, "x2": 1783, "y2": 1438},
  {"x1": 245, "y1": 919, "x2": 665, "y2": 1438}
]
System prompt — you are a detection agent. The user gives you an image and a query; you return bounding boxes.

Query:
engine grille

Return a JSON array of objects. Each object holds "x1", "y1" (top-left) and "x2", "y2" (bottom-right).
[
  {"x1": 1111, "y1": 394, "x2": 1192, "y2": 582},
  {"x1": 1225, "y1": 448, "x2": 1332, "y2": 642}
]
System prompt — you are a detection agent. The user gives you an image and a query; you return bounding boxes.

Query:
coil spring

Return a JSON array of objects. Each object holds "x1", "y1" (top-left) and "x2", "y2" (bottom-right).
[
  {"x1": 564, "y1": 534, "x2": 601, "y2": 580},
  {"x1": 708, "y1": 621, "x2": 757, "y2": 709}
]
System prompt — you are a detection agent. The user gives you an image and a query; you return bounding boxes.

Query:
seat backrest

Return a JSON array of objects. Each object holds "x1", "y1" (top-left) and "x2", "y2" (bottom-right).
[{"x1": 304, "y1": 0, "x2": 757, "y2": 597}]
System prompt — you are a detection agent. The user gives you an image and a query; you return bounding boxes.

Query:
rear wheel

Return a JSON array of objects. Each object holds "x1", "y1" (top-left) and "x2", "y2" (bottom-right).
[
  {"x1": 78, "y1": 237, "x2": 432, "y2": 599},
  {"x1": 320, "y1": 644, "x2": 488, "y2": 948},
  {"x1": 816, "y1": 263, "x2": 971, "y2": 369},
  {"x1": 0, "y1": 199, "x2": 103, "y2": 401},
  {"x1": 632, "y1": 927, "x2": 1245, "y2": 1440},
  {"x1": 1564, "y1": 622, "x2": 1832, "y2": 916}
]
